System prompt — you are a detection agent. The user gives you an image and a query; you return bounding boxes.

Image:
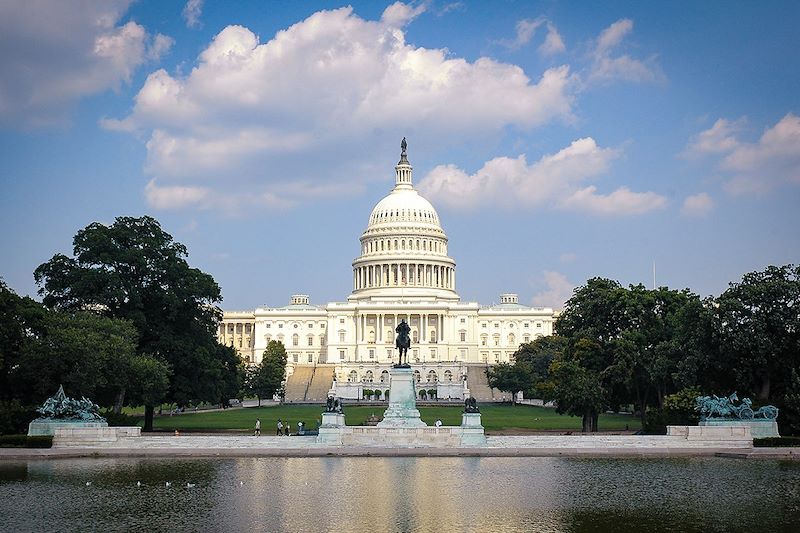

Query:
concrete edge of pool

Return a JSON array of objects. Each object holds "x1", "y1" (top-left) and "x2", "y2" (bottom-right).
[{"x1": 1, "y1": 446, "x2": 798, "y2": 460}]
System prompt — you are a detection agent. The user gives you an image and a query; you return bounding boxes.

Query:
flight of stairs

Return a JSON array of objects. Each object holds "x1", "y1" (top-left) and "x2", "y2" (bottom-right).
[
  {"x1": 283, "y1": 366, "x2": 315, "y2": 403},
  {"x1": 305, "y1": 365, "x2": 335, "y2": 402},
  {"x1": 466, "y1": 365, "x2": 512, "y2": 402}
]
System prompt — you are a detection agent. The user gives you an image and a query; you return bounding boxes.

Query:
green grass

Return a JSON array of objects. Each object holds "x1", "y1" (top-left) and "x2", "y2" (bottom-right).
[{"x1": 151, "y1": 404, "x2": 640, "y2": 433}]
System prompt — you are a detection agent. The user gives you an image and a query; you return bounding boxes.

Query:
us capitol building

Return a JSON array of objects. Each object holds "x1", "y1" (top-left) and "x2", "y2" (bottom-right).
[{"x1": 219, "y1": 141, "x2": 554, "y2": 402}]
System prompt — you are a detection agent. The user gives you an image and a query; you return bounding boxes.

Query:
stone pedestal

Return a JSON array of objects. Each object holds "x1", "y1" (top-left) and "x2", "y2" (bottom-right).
[
  {"x1": 700, "y1": 419, "x2": 779, "y2": 438},
  {"x1": 28, "y1": 419, "x2": 108, "y2": 437},
  {"x1": 316, "y1": 411, "x2": 346, "y2": 444},
  {"x1": 377, "y1": 366, "x2": 426, "y2": 428},
  {"x1": 460, "y1": 412, "x2": 487, "y2": 446}
]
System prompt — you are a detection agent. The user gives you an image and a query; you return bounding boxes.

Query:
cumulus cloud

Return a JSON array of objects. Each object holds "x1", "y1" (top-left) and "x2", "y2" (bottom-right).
[
  {"x1": 0, "y1": 0, "x2": 171, "y2": 128},
  {"x1": 417, "y1": 137, "x2": 666, "y2": 215},
  {"x1": 588, "y1": 19, "x2": 662, "y2": 84},
  {"x1": 681, "y1": 192, "x2": 714, "y2": 216},
  {"x1": 686, "y1": 113, "x2": 800, "y2": 194},
  {"x1": 532, "y1": 271, "x2": 574, "y2": 309},
  {"x1": 183, "y1": 0, "x2": 203, "y2": 29},
  {"x1": 107, "y1": 4, "x2": 576, "y2": 211},
  {"x1": 500, "y1": 17, "x2": 565, "y2": 56}
]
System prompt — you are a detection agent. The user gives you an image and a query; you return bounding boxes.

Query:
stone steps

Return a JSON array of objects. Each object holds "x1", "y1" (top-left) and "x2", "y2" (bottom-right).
[{"x1": 284, "y1": 365, "x2": 315, "y2": 402}]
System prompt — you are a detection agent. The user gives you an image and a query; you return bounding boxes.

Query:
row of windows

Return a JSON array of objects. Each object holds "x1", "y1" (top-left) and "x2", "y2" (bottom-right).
[
  {"x1": 481, "y1": 321, "x2": 543, "y2": 329},
  {"x1": 371, "y1": 208, "x2": 437, "y2": 223},
  {"x1": 265, "y1": 322, "x2": 326, "y2": 329},
  {"x1": 346, "y1": 369, "x2": 454, "y2": 383},
  {"x1": 362, "y1": 237, "x2": 445, "y2": 255}
]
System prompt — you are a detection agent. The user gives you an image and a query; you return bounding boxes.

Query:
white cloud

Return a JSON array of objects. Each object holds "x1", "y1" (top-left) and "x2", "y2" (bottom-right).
[
  {"x1": 686, "y1": 113, "x2": 800, "y2": 194},
  {"x1": 183, "y1": 0, "x2": 203, "y2": 29},
  {"x1": 500, "y1": 17, "x2": 565, "y2": 56},
  {"x1": 560, "y1": 186, "x2": 667, "y2": 216},
  {"x1": 681, "y1": 192, "x2": 714, "y2": 216},
  {"x1": 532, "y1": 271, "x2": 574, "y2": 309},
  {"x1": 418, "y1": 137, "x2": 665, "y2": 215},
  {"x1": 109, "y1": 4, "x2": 576, "y2": 211},
  {"x1": 559, "y1": 252, "x2": 577, "y2": 263},
  {"x1": 539, "y1": 23, "x2": 566, "y2": 56},
  {"x1": 588, "y1": 19, "x2": 662, "y2": 84},
  {"x1": 0, "y1": 1, "x2": 171, "y2": 128}
]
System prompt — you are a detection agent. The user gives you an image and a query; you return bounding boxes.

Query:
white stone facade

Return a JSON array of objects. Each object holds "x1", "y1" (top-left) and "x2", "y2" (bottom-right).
[{"x1": 219, "y1": 143, "x2": 554, "y2": 396}]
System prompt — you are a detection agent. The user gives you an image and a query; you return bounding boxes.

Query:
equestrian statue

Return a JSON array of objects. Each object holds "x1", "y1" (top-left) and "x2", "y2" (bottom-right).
[{"x1": 395, "y1": 319, "x2": 411, "y2": 367}]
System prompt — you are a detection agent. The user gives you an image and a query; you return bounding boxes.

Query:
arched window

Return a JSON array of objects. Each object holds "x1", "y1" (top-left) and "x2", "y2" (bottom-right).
[
  {"x1": 348, "y1": 370, "x2": 358, "y2": 382},
  {"x1": 412, "y1": 329, "x2": 419, "y2": 343},
  {"x1": 380, "y1": 370, "x2": 389, "y2": 383},
  {"x1": 307, "y1": 335, "x2": 314, "y2": 347},
  {"x1": 292, "y1": 334, "x2": 299, "y2": 346},
  {"x1": 508, "y1": 334, "x2": 515, "y2": 346},
  {"x1": 427, "y1": 370, "x2": 438, "y2": 383},
  {"x1": 413, "y1": 370, "x2": 421, "y2": 383},
  {"x1": 429, "y1": 330, "x2": 436, "y2": 343},
  {"x1": 364, "y1": 370, "x2": 374, "y2": 383},
  {"x1": 444, "y1": 370, "x2": 453, "y2": 382}
]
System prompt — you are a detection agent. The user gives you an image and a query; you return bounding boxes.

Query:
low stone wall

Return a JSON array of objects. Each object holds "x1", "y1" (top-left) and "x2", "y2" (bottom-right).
[
  {"x1": 28, "y1": 420, "x2": 108, "y2": 437},
  {"x1": 667, "y1": 425, "x2": 753, "y2": 443},
  {"x1": 53, "y1": 426, "x2": 141, "y2": 447}
]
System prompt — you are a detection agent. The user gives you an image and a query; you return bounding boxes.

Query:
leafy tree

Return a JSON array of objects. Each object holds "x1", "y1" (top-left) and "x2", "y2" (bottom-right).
[
  {"x1": 247, "y1": 340, "x2": 287, "y2": 405},
  {"x1": 0, "y1": 280, "x2": 44, "y2": 403},
  {"x1": 548, "y1": 355, "x2": 605, "y2": 432},
  {"x1": 34, "y1": 216, "x2": 239, "y2": 431},
  {"x1": 713, "y1": 264, "x2": 800, "y2": 401},
  {"x1": 487, "y1": 336, "x2": 567, "y2": 405},
  {"x1": 486, "y1": 363, "x2": 532, "y2": 405},
  {"x1": 126, "y1": 355, "x2": 170, "y2": 409}
]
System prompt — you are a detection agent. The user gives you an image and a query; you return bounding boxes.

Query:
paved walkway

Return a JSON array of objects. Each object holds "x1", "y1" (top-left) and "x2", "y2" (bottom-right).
[{"x1": 2, "y1": 435, "x2": 797, "y2": 459}]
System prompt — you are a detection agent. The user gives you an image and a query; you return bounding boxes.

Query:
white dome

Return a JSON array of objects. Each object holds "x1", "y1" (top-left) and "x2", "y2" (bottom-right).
[{"x1": 368, "y1": 188, "x2": 441, "y2": 229}]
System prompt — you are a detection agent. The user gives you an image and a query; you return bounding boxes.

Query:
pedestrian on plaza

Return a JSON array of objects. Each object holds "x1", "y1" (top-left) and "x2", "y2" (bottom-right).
[
  {"x1": 254, "y1": 418, "x2": 261, "y2": 436},
  {"x1": 297, "y1": 421, "x2": 304, "y2": 435},
  {"x1": 276, "y1": 419, "x2": 284, "y2": 436},
  {"x1": 435, "y1": 419, "x2": 442, "y2": 428},
  {"x1": 284, "y1": 422, "x2": 291, "y2": 436}
]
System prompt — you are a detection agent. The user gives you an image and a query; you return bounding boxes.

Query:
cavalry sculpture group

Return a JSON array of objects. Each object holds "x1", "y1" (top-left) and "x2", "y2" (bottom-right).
[{"x1": 696, "y1": 392, "x2": 778, "y2": 420}]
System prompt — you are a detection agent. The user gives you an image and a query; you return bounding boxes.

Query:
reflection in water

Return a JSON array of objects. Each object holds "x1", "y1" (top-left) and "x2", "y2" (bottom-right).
[{"x1": 0, "y1": 457, "x2": 799, "y2": 532}]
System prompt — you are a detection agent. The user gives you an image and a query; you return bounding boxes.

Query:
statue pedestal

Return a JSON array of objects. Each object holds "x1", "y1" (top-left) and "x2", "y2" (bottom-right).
[
  {"x1": 700, "y1": 419, "x2": 779, "y2": 438},
  {"x1": 460, "y1": 412, "x2": 487, "y2": 445},
  {"x1": 28, "y1": 419, "x2": 108, "y2": 437},
  {"x1": 377, "y1": 366, "x2": 426, "y2": 428},
  {"x1": 316, "y1": 411, "x2": 346, "y2": 444}
]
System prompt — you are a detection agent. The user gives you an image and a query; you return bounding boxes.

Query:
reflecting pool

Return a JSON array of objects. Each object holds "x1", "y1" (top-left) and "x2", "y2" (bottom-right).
[{"x1": 1, "y1": 457, "x2": 799, "y2": 532}]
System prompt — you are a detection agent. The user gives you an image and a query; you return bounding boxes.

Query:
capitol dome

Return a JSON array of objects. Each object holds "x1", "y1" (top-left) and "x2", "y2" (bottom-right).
[{"x1": 349, "y1": 140, "x2": 459, "y2": 303}]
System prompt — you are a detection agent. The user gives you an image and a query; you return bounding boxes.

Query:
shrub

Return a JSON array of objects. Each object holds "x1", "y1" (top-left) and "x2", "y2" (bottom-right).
[
  {"x1": 753, "y1": 437, "x2": 800, "y2": 447},
  {"x1": 643, "y1": 387, "x2": 701, "y2": 434},
  {"x1": 427, "y1": 389, "x2": 437, "y2": 400},
  {"x1": 0, "y1": 435, "x2": 53, "y2": 448},
  {"x1": 0, "y1": 400, "x2": 37, "y2": 435},
  {"x1": 373, "y1": 390, "x2": 382, "y2": 400},
  {"x1": 101, "y1": 410, "x2": 142, "y2": 427}
]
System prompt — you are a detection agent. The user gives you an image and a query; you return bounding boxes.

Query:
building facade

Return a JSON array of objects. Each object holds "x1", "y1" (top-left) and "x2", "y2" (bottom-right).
[{"x1": 219, "y1": 142, "x2": 554, "y2": 400}]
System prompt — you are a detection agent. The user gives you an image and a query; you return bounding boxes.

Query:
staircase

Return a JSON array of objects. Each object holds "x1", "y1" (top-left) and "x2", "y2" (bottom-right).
[
  {"x1": 283, "y1": 365, "x2": 315, "y2": 403},
  {"x1": 466, "y1": 365, "x2": 512, "y2": 402},
  {"x1": 306, "y1": 364, "x2": 335, "y2": 402}
]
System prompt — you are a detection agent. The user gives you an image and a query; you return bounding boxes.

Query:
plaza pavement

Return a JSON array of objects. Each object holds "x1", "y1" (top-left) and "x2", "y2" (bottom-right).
[{"x1": 1, "y1": 434, "x2": 798, "y2": 460}]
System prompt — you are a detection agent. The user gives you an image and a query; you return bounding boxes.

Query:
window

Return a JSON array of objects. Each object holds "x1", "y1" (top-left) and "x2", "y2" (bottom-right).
[
  {"x1": 339, "y1": 318, "x2": 345, "y2": 324},
  {"x1": 365, "y1": 370, "x2": 374, "y2": 383},
  {"x1": 460, "y1": 317, "x2": 466, "y2": 324},
  {"x1": 386, "y1": 348, "x2": 393, "y2": 358},
  {"x1": 536, "y1": 322, "x2": 542, "y2": 328},
  {"x1": 412, "y1": 330, "x2": 419, "y2": 343},
  {"x1": 523, "y1": 334, "x2": 530, "y2": 343},
  {"x1": 413, "y1": 370, "x2": 421, "y2": 383},
  {"x1": 308, "y1": 323, "x2": 313, "y2": 328},
  {"x1": 430, "y1": 349, "x2": 437, "y2": 359},
  {"x1": 481, "y1": 334, "x2": 488, "y2": 346},
  {"x1": 460, "y1": 331, "x2": 466, "y2": 342},
  {"x1": 238, "y1": 339, "x2": 243, "y2": 348},
  {"x1": 381, "y1": 370, "x2": 389, "y2": 383},
  {"x1": 339, "y1": 349, "x2": 345, "y2": 360},
  {"x1": 307, "y1": 336, "x2": 314, "y2": 347},
  {"x1": 292, "y1": 334, "x2": 299, "y2": 346},
  {"x1": 307, "y1": 353, "x2": 313, "y2": 363},
  {"x1": 482, "y1": 323, "x2": 487, "y2": 328},
  {"x1": 339, "y1": 331, "x2": 346, "y2": 343},
  {"x1": 493, "y1": 334, "x2": 500, "y2": 346},
  {"x1": 293, "y1": 324, "x2": 298, "y2": 329},
  {"x1": 278, "y1": 323, "x2": 283, "y2": 328},
  {"x1": 369, "y1": 349, "x2": 375, "y2": 359},
  {"x1": 348, "y1": 370, "x2": 358, "y2": 382},
  {"x1": 524, "y1": 322, "x2": 530, "y2": 328},
  {"x1": 293, "y1": 354, "x2": 299, "y2": 363},
  {"x1": 494, "y1": 322, "x2": 499, "y2": 328},
  {"x1": 459, "y1": 349, "x2": 466, "y2": 360},
  {"x1": 266, "y1": 323, "x2": 271, "y2": 328},
  {"x1": 445, "y1": 370, "x2": 453, "y2": 382},
  {"x1": 427, "y1": 370, "x2": 438, "y2": 383}
]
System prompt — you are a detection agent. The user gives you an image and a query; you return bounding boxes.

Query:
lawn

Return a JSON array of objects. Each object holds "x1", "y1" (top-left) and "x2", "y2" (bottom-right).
[{"x1": 151, "y1": 404, "x2": 640, "y2": 433}]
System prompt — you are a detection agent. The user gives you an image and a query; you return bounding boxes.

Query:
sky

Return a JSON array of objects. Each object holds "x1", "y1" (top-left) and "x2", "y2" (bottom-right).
[{"x1": 1, "y1": 0, "x2": 798, "y2": 311}]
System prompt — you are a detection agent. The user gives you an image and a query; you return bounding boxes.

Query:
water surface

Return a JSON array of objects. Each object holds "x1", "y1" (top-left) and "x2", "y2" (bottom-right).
[{"x1": 1, "y1": 457, "x2": 798, "y2": 532}]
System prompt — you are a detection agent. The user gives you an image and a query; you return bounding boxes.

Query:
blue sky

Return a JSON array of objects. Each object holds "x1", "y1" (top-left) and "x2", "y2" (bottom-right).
[{"x1": 1, "y1": 0, "x2": 798, "y2": 310}]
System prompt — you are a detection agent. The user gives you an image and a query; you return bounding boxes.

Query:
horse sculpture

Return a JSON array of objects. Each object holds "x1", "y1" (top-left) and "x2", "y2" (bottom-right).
[{"x1": 395, "y1": 319, "x2": 411, "y2": 367}]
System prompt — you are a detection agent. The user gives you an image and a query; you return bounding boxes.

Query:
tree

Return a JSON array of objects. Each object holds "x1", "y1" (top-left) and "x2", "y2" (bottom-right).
[
  {"x1": 713, "y1": 264, "x2": 800, "y2": 401},
  {"x1": 34, "y1": 216, "x2": 240, "y2": 431},
  {"x1": 248, "y1": 341, "x2": 287, "y2": 405},
  {"x1": 486, "y1": 336, "x2": 567, "y2": 405},
  {"x1": 486, "y1": 363, "x2": 532, "y2": 405}
]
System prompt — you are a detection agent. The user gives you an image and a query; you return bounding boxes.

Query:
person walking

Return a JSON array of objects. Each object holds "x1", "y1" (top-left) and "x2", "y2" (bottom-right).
[
  {"x1": 276, "y1": 419, "x2": 283, "y2": 436},
  {"x1": 284, "y1": 422, "x2": 291, "y2": 436},
  {"x1": 254, "y1": 418, "x2": 261, "y2": 436}
]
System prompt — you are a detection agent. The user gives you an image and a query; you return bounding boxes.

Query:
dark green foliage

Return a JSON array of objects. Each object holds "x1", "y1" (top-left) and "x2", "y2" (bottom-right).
[
  {"x1": 487, "y1": 336, "x2": 567, "y2": 404},
  {"x1": 643, "y1": 387, "x2": 701, "y2": 434},
  {"x1": 0, "y1": 435, "x2": 53, "y2": 448},
  {"x1": 245, "y1": 341, "x2": 287, "y2": 405},
  {"x1": 34, "y1": 216, "x2": 242, "y2": 430},
  {"x1": 753, "y1": 437, "x2": 800, "y2": 447},
  {"x1": 0, "y1": 400, "x2": 37, "y2": 435},
  {"x1": 100, "y1": 410, "x2": 141, "y2": 427}
]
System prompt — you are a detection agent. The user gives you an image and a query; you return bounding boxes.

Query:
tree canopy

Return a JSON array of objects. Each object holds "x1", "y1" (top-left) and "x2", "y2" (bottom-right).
[{"x1": 34, "y1": 216, "x2": 243, "y2": 430}]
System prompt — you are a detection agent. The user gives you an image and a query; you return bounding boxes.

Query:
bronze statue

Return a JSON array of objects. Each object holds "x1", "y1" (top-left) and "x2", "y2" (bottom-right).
[
  {"x1": 401, "y1": 137, "x2": 407, "y2": 156},
  {"x1": 464, "y1": 397, "x2": 479, "y2": 413},
  {"x1": 395, "y1": 319, "x2": 411, "y2": 367}
]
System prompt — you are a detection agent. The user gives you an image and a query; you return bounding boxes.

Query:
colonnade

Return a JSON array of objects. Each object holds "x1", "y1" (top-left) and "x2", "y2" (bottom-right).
[{"x1": 353, "y1": 263, "x2": 454, "y2": 290}]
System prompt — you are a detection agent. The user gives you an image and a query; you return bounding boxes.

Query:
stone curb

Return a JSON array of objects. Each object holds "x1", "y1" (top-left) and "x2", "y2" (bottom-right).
[{"x1": 2, "y1": 446, "x2": 798, "y2": 460}]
